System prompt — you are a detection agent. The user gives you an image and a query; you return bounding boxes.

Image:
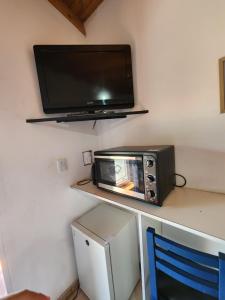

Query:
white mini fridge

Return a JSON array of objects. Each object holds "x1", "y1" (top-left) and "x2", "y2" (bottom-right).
[{"x1": 71, "y1": 203, "x2": 140, "y2": 300}]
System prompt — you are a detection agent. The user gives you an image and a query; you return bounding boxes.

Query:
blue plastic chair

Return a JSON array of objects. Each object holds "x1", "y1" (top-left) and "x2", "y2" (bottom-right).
[{"x1": 146, "y1": 227, "x2": 225, "y2": 300}]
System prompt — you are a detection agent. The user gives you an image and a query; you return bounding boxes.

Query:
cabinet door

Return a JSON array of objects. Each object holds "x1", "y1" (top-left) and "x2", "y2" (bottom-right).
[{"x1": 73, "y1": 228, "x2": 114, "y2": 300}]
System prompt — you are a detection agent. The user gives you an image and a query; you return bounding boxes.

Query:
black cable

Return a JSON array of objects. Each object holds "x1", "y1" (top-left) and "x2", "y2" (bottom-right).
[
  {"x1": 77, "y1": 178, "x2": 91, "y2": 186},
  {"x1": 77, "y1": 165, "x2": 94, "y2": 186},
  {"x1": 175, "y1": 173, "x2": 187, "y2": 187}
]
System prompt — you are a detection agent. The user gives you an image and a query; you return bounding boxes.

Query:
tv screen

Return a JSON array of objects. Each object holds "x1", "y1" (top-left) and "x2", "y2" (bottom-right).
[{"x1": 33, "y1": 45, "x2": 134, "y2": 114}]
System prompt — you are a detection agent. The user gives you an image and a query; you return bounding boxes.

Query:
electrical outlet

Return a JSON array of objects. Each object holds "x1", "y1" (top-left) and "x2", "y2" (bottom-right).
[
  {"x1": 82, "y1": 150, "x2": 93, "y2": 166},
  {"x1": 56, "y1": 158, "x2": 68, "y2": 173}
]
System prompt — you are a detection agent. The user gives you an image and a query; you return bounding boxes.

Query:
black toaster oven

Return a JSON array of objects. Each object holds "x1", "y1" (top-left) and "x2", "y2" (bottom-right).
[{"x1": 93, "y1": 146, "x2": 175, "y2": 206}]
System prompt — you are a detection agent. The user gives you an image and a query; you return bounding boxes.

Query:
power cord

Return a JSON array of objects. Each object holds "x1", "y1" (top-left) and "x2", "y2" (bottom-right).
[
  {"x1": 77, "y1": 178, "x2": 91, "y2": 186},
  {"x1": 77, "y1": 164, "x2": 94, "y2": 186},
  {"x1": 175, "y1": 173, "x2": 187, "y2": 187}
]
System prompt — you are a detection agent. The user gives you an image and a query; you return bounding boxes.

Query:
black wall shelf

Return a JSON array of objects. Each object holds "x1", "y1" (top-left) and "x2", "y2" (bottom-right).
[{"x1": 26, "y1": 110, "x2": 149, "y2": 124}]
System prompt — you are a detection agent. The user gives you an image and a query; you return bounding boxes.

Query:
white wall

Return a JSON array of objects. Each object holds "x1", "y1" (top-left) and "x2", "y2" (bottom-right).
[
  {"x1": 0, "y1": 1, "x2": 98, "y2": 298},
  {"x1": 0, "y1": 0, "x2": 131, "y2": 298},
  {"x1": 98, "y1": 0, "x2": 225, "y2": 194}
]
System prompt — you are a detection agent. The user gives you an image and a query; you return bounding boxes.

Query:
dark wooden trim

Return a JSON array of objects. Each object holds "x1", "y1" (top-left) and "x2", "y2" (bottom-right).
[
  {"x1": 219, "y1": 57, "x2": 225, "y2": 113},
  {"x1": 79, "y1": 0, "x2": 104, "y2": 21},
  {"x1": 48, "y1": 0, "x2": 86, "y2": 35}
]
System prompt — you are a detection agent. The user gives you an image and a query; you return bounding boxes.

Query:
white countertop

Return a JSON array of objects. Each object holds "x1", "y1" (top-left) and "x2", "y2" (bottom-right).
[{"x1": 71, "y1": 183, "x2": 225, "y2": 243}]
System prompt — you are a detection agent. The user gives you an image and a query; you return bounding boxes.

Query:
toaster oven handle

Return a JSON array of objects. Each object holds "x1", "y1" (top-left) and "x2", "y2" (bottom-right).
[{"x1": 94, "y1": 155, "x2": 142, "y2": 161}]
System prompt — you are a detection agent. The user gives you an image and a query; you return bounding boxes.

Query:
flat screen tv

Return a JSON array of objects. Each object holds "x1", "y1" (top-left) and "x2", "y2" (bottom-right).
[{"x1": 33, "y1": 45, "x2": 134, "y2": 114}]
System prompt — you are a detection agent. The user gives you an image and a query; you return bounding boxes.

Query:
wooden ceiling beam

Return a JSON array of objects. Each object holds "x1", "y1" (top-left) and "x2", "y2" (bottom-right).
[
  {"x1": 65, "y1": 0, "x2": 84, "y2": 16},
  {"x1": 48, "y1": 0, "x2": 104, "y2": 35},
  {"x1": 79, "y1": 0, "x2": 104, "y2": 22},
  {"x1": 48, "y1": 0, "x2": 86, "y2": 35}
]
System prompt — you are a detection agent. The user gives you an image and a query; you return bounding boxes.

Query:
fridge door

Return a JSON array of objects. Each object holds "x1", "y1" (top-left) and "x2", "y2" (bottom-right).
[{"x1": 72, "y1": 225, "x2": 114, "y2": 300}]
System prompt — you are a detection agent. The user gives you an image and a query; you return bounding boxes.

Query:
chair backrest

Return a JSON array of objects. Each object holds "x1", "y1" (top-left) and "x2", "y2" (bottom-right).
[{"x1": 146, "y1": 227, "x2": 225, "y2": 300}]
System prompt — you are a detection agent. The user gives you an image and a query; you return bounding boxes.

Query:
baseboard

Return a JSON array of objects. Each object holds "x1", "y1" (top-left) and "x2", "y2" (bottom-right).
[{"x1": 57, "y1": 280, "x2": 79, "y2": 300}]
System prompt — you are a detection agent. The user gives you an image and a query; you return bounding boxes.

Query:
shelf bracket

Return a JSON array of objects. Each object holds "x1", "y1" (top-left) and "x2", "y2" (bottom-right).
[{"x1": 92, "y1": 120, "x2": 97, "y2": 129}]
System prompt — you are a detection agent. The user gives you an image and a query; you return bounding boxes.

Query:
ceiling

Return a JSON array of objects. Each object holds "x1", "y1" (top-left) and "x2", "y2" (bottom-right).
[{"x1": 48, "y1": 0, "x2": 104, "y2": 35}]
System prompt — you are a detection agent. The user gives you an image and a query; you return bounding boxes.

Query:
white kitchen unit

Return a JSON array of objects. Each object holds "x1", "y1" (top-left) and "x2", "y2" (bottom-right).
[
  {"x1": 71, "y1": 183, "x2": 225, "y2": 299},
  {"x1": 71, "y1": 203, "x2": 140, "y2": 300}
]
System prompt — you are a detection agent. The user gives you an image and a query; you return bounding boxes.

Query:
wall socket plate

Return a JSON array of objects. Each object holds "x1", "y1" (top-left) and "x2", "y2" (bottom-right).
[
  {"x1": 56, "y1": 158, "x2": 68, "y2": 173},
  {"x1": 82, "y1": 150, "x2": 93, "y2": 166}
]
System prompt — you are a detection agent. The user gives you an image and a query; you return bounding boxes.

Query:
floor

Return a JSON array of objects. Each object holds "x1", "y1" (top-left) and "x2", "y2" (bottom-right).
[{"x1": 76, "y1": 281, "x2": 141, "y2": 300}]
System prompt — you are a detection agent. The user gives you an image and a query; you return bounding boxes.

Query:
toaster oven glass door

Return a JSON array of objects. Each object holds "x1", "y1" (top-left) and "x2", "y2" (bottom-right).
[{"x1": 95, "y1": 156, "x2": 145, "y2": 199}]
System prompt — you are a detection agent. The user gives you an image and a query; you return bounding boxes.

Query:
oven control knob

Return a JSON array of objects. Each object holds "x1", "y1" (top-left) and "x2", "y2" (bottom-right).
[
  {"x1": 147, "y1": 190, "x2": 156, "y2": 199},
  {"x1": 146, "y1": 159, "x2": 154, "y2": 167},
  {"x1": 150, "y1": 190, "x2": 156, "y2": 198},
  {"x1": 147, "y1": 175, "x2": 155, "y2": 182}
]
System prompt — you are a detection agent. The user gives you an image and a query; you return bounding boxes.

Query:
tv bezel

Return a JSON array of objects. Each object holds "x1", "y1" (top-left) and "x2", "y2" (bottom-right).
[{"x1": 33, "y1": 44, "x2": 135, "y2": 114}]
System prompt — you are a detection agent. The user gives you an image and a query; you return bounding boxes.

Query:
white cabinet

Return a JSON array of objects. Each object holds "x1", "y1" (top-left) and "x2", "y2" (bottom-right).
[{"x1": 71, "y1": 203, "x2": 140, "y2": 300}]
